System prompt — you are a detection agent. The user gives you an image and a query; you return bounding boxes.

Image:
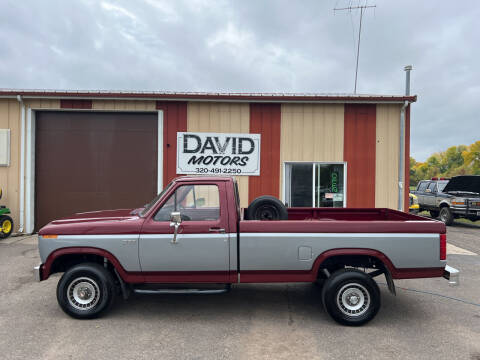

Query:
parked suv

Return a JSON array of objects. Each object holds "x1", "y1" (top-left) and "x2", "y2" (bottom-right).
[{"x1": 413, "y1": 176, "x2": 480, "y2": 225}]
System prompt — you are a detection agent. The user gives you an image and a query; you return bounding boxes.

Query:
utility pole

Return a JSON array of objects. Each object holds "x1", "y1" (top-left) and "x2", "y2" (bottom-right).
[{"x1": 334, "y1": 3, "x2": 376, "y2": 94}]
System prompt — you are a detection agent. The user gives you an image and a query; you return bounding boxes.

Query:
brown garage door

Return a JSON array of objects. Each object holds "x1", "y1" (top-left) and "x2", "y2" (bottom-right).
[{"x1": 35, "y1": 111, "x2": 157, "y2": 231}]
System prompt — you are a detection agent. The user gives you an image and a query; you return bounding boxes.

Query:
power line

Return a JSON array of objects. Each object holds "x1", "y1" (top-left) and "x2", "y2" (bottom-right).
[{"x1": 334, "y1": 3, "x2": 376, "y2": 94}]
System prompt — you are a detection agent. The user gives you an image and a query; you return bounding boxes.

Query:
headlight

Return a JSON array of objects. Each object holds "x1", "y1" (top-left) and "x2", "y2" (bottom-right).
[{"x1": 451, "y1": 199, "x2": 465, "y2": 205}]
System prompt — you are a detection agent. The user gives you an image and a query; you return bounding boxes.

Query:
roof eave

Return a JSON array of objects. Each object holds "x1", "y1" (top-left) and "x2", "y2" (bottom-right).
[{"x1": 0, "y1": 90, "x2": 417, "y2": 103}]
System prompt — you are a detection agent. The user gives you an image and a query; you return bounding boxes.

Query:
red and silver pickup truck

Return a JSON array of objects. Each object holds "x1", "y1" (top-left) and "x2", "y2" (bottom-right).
[{"x1": 35, "y1": 176, "x2": 459, "y2": 326}]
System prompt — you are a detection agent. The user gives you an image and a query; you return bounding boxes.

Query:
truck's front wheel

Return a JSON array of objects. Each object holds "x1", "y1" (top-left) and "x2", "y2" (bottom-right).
[
  {"x1": 439, "y1": 207, "x2": 454, "y2": 226},
  {"x1": 321, "y1": 269, "x2": 380, "y2": 326},
  {"x1": 57, "y1": 263, "x2": 116, "y2": 319}
]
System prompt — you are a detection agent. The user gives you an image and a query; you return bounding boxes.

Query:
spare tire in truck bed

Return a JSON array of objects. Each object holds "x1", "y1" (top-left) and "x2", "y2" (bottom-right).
[{"x1": 245, "y1": 196, "x2": 288, "y2": 221}]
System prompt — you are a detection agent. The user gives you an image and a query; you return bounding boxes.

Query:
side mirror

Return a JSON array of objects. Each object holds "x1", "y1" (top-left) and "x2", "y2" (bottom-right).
[{"x1": 170, "y1": 211, "x2": 182, "y2": 224}]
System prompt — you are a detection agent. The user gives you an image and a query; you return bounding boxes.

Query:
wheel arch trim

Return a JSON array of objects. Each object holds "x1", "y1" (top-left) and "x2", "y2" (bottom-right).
[
  {"x1": 312, "y1": 248, "x2": 395, "y2": 276},
  {"x1": 42, "y1": 247, "x2": 131, "y2": 281},
  {"x1": 312, "y1": 248, "x2": 444, "y2": 279}
]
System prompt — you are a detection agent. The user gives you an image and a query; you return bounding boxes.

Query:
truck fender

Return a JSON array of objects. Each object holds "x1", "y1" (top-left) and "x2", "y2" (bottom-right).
[
  {"x1": 42, "y1": 247, "x2": 130, "y2": 282},
  {"x1": 312, "y1": 248, "x2": 397, "y2": 294},
  {"x1": 312, "y1": 248, "x2": 397, "y2": 276}
]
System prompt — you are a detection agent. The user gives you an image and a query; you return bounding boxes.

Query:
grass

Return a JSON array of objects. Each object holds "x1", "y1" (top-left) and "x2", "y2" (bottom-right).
[{"x1": 419, "y1": 210, "x2": 480, "y2": 226}]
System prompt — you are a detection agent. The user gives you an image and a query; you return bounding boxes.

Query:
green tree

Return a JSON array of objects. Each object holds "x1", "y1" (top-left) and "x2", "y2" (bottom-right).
[
  {"x1": 442, "y1": 145, "x2": 466, "y2": 176},
  {"x1": 409, "y1": 141, "x2": 480, "y2": 187},
  {"x1": 462, "y1": 141, "x2": 480, "y2": 174}
]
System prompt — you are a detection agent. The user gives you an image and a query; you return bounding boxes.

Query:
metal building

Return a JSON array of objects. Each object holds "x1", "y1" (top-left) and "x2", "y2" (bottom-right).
[{"x1": 0, "y1": 90, "x2": 415, "y2": 232}]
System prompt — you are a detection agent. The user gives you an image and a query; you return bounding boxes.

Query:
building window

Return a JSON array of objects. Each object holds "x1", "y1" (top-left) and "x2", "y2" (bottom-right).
[{"x1": 284, "y1": 162, "x2": 346, "y2": 208}]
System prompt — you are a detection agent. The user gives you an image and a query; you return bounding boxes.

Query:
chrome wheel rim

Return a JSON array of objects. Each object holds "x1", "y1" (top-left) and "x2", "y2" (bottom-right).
[
  {"x1": 67, "y1": 277, "x2": 100, "y2": 311},
  {"x1": 336, "y1": 283, "x2": 370, "y2": 317},
  {"x1": 440, "y1": 211, "x2": 448, "y2": 223}
]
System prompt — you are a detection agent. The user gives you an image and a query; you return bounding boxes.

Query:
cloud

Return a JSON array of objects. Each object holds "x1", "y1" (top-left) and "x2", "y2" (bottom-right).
[{"x1": 0, "y1": 0, "x2": 478, "y2": 161}]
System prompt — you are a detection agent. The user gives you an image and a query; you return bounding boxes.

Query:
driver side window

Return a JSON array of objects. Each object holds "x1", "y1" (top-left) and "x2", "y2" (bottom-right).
[{"x1": 154, "y1": 185, "x2": 220, "y2": 222}]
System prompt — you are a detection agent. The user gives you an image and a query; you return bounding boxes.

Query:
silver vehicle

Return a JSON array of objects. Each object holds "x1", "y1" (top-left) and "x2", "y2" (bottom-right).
[{"x1": 414, "y1": 176, "x2": 480, "y2": 225}]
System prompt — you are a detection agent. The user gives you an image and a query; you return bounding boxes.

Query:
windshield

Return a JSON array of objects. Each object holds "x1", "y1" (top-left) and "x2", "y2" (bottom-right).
[
  {"x1": 139, "y1": 181, "x2": 174, "y2": 217},
  {"x1": 438, "y1": 181, "x2": 448, "y2": 192}
]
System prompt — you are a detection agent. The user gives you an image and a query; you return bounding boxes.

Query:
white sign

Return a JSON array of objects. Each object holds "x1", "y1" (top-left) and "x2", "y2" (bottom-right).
[
  {"x1": 333, "y1": 193, "x2": 343, "y2": 202},
  {"x1": 177, "y1": 132, "x2": 261, "y2": 176}
]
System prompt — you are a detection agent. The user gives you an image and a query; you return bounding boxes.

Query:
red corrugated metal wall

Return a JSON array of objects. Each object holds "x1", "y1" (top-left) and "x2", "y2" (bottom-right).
[
  {"x1": 60, "y1": 99, "x2": 92, "y2": 109},
  {"x1": 344, "y1": 104, "x2": 376, "y2": 207},
  {"x1": 249, "y1": 103, "x2": 281, "y2": 202},
  {"x1": 156, "y1": 101, "x2": 187, "y2": 185}
]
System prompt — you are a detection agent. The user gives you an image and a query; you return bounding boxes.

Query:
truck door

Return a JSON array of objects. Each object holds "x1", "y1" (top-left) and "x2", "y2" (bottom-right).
[
  {"x1": 424, "y1": 182, "x2": 437, "y2": 208},
  {"x1": 416, "y1": 181, "x2": 428, "y2": 207},
  {"x1": 139, "y1": 182, "x2": 231, "y2": 282}
]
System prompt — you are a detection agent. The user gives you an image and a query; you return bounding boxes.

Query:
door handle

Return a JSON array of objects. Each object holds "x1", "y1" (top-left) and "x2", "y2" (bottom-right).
[
  {"x1": 170, "y1": 221, "x2": 180, "y2": 244},
  {"x1": 209, "y1": 227, "x2": 226, "y2": 233}
]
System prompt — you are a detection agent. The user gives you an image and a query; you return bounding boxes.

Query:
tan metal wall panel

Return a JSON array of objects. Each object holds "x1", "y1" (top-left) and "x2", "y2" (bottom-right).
[
  {"x1": 280, "y1": 104, "x2": 344, "y2": 197},
  {"x1": 375, "y1": 104, "x2": 401, "y2": 209},
  {"x1": 187, "y1": 102, "x2": 250, "y2": 208},
  {"x1": 0, "y1": 99, "x2": 61, "y2": 232},
  {"x1": 92, "y1": 100, "x2": 156, "y2": 111},
  {"x1": 0, "y1": 99, "x2": 21, "y2": 230},
  {"x1": 25, "y1": 99, "x2": 60, "y2": 109}
]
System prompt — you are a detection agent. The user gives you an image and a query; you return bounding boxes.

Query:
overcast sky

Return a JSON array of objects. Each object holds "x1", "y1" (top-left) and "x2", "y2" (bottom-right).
[{"x1": 0, "y1": 0, "x2": 478, "y2": 161}]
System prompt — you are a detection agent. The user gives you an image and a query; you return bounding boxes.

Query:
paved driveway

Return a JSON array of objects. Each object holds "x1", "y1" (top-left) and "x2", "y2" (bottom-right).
[{"x1": 0, "y1": 232, "x2": 479, "y2": 360}]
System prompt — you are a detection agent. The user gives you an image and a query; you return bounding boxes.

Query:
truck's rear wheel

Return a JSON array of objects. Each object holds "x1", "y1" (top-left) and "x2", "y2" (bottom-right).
[
  {"x1": 57, "y1": 263, "x2": 115, "y2": 319},
  {"x1": 439, "y1": 207, "x2": 454, "y2": 226},
  {"x1": 321, "y1": 269, "x2": 380, "y2": 326},
  {"x1": 245, "y1": 196, "x2": 288, "y2": 221}
]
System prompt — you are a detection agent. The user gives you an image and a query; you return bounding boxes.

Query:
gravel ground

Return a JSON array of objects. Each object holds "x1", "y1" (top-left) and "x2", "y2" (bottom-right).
[{"x1": 0, "y1": 232, "x2": 479, "y2": 360}]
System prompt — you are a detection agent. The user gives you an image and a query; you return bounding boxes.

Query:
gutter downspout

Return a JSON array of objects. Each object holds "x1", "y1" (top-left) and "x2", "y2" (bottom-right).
[
  {"x1": 398, "y1": 100, "x2": 409, "y2": 211},
  {"x1": 17, "y1": 95, "x2": 25, "y2": 233},
  {"x1": 399, "y1": 65, "x2": 412, "y2": 211}
]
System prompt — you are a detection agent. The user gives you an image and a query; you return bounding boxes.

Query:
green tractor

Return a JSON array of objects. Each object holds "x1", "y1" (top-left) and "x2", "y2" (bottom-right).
[{"x1": 0, "y1": 188, "x2": 13, "y2": 239}]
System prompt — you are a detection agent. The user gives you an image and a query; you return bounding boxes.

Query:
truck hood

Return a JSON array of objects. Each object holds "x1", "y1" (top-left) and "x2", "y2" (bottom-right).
[
  {"x1": 443, "y1": 176, "x2": 480, "y2": 195},
  {"x1": 38, "y1": 208, "x2": 145, "y2": 235},
  {"x1": 53, "y1": 209, "x2": 138, "y2": 223}
]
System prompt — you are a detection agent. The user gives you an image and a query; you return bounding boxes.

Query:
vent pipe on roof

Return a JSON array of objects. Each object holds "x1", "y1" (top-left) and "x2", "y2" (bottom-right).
[
  {"x1": 398, "y1": 65, "x2": 413, "y2": 211},
  {"x1": 404, "y1": 65, "x2": 412, "y2": 96}
]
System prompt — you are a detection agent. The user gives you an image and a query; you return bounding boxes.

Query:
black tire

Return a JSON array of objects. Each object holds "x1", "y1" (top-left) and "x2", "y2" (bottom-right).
[
  {"x1": 245, "y1": 196, "x2": 288, "y2": 221},
  {"x1": 429, "y1": 210, "x2": 439, "y2": 218},
  {"x1": 439, "y1": 207, "x2": 454, "y2": 226},
  {"x1": 321, "y1": 269, "x2": 380, "y2": 326},
  {"x1": 56, "y1": 263, "x2": 116, "y2": 319},
  {"x1": 0, "y1": 215, "x2": 14, "y2": 239}
]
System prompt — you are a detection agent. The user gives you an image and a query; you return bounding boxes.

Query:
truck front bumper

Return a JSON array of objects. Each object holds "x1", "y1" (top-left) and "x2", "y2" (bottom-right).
[
  {"x1": 33, "y1": 264, "x2": 42, "y2": 282},
  {"x1": 451, "y1": 206, "x2": 480, "y2": 217},
  {"x1": 443, "y1": 265, "x2": 460, "y2": 286}
]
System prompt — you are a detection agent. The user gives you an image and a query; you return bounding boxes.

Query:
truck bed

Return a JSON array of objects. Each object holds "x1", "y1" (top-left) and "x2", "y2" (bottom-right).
[
  {"x1": 240, "y1": 207, "x2": 445, "y2": 234},
  {"x1": 287, "y1": 207, "x2": 419, "y2": 221},
  {"x1": 238, "y1": 207, "x2": 446, "y2": 281}
]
